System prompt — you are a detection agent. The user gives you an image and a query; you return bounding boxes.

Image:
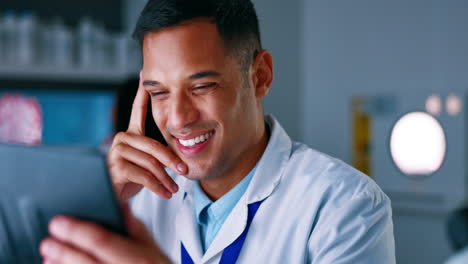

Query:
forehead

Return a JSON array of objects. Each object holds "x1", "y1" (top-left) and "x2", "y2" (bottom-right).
[{"x1": 142, "y1": 20, "x2": 233, "y2": 75}]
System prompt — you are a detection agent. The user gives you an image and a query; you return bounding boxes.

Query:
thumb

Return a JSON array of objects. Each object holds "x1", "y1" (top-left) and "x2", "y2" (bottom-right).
[{"x1": 120, "y1": 202, "x2": 155, "y2": 244}]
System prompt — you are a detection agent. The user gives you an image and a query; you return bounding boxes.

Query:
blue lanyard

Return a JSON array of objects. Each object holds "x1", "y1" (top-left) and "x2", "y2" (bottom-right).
[{"x1": 181, "y1": 200, "x2": 263, "y2": 264}]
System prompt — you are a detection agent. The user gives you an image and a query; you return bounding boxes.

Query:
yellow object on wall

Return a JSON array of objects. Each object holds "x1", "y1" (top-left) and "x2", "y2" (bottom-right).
[{"x1": 352, "y1": 97, "x2": 372, "y2": 178}]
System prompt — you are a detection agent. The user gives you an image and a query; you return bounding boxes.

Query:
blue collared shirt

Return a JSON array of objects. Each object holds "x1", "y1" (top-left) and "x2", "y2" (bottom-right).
[{"x1": 193, "y1": 167, "x2": 257, "y2": 253}]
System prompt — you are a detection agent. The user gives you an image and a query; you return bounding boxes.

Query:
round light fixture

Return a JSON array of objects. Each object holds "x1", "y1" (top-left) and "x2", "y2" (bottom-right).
[
  {"x1": 425, "y1": 94, "x2": 442, "y2": 116},
  {"x1": 390, "y1": 112, "x2": 446, "y2": 177},
  {"x1": 446, "y1": 93, "x2": 462, "y2": 116}
]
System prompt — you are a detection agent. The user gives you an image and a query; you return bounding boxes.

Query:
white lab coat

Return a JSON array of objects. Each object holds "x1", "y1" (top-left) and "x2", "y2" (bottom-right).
[{"x1": 131, "y1": 115, "x2": 396, "y2": 264}]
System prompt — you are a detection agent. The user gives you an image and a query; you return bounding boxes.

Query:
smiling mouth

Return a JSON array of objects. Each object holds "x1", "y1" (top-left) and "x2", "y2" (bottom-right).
[{"x1": 177, "y1": 131, "x2": 215, "y2": 148}]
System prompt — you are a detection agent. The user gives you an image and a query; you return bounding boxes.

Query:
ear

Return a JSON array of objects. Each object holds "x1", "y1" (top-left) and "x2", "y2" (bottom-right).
[{"x1": 251, "y1": 50, "x2": 274, "y2": 99}]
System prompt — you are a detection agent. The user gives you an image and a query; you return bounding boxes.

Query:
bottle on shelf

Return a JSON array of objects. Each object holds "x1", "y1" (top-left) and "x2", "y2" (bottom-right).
[
  {"x1": 2, "y1": 9, "x2": 18, "y2": 65},
  {"x1": 38, "y1": 18, "x2": 52, "y2": 66},
  {"x1": 50, "y1": 17, "x2": 73, "y2": 67},
  {"x1": 17, "y1": 9, "x2": 38, "y2": 65},
  {"x1": 0, "y1": 12, "x2": 3, "y2": 62},
  {"x1": 114, "y1": 33, "x2": 130, "y2": 71},
  {"x1": 95, "y1": 22, "x2": 110, "y2": 68},
  {"x1": 77, "y1": 17, "x2": 95, "y2": 68},
  {"x1": 0, "y1": 10, "x2": 139, "y2": 80}
]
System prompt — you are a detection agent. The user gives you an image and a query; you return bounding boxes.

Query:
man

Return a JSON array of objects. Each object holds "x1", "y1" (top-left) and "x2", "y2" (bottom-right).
[{"x1": 40, "y1": 0, "x2": 396, "y2": 263}]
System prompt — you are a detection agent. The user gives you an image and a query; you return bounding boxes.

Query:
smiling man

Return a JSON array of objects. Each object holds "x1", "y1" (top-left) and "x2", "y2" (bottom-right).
[{"x1": 40, "y1": 0, "x2": 396, "y2": 263}]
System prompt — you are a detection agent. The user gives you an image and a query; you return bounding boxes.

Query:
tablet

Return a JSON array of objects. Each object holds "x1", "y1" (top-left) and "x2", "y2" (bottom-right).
[{"x1": 0, "y1": 144, "x2": 127, "y2": 263}]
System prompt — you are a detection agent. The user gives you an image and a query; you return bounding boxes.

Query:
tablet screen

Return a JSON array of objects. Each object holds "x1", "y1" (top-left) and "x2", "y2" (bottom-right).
[{"x1": 0, "y1": 144, "x2": 127, "y2": 263}]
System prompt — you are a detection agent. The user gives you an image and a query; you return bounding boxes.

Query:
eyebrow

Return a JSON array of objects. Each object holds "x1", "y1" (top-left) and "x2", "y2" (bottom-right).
[
  {"x1": 142, "y1": 80, "x2": 160, "y2": 87},
  {"x1": 143, "y1": 71, "x2": 221, "y2": 87},
  {"x1": 188, "y1": 71, "x2": 221, "y2": 80}
]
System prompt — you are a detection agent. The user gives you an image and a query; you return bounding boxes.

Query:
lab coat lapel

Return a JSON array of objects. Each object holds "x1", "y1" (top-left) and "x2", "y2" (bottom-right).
[
  {"x1": 201, "y1": 197, "x2": 248, "y2": 263},
  {"x1": 176, "y1": 190, "x2": 203, "y2": 263},
  {"x1": 244, "y1": 115, "x2": 292, "y2": 204},
  {"x1": 201, "y1": 115, "x2": 293, "y2": 262}
]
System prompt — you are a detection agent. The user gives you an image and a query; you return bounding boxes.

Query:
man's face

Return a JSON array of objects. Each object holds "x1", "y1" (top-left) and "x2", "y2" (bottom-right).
[{"x1": 141, "y1": 20, "x2": 263, "y2": 181}]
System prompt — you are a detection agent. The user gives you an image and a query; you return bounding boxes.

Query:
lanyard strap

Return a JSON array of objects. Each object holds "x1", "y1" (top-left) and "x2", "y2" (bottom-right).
[{"x1": 181, "y1": 200, "x2": 263, "y2": 264}]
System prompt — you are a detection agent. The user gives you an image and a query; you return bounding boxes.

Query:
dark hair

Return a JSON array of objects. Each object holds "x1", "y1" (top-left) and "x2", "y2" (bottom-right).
[
  {"x1": 132, "y1": 0, "x2": 262, "y2": 70},
  {"x1": 115, "y1": 79, "x2": 166, "y2": 145}
]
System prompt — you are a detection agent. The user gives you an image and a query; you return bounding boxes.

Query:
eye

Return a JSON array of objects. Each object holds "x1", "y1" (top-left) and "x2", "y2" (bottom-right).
[
  {"x1": 193, "y1": 83, "x2": 217, "y2": 94},
  {"x1": 149, "y1": 90, "x2": 169, "y2": 99}
]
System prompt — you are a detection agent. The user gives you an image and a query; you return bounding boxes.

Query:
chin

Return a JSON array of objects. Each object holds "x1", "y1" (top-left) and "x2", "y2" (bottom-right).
[
  {"x1": 182, "y1": 170, "x2": 212, "y2": 181},
  {"x1": 182, "y1": 163, "x2": 208, "y2": 180},
  {"x1": 183, "y1": 173, "x2": 205, "y2": 181},
  {"x1": 183, "y1": 161, "x2": 221, "y2": 181}
]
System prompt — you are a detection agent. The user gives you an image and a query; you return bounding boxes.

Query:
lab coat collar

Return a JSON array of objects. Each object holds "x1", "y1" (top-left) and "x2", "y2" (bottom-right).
[
  {"x1": 177, "y1": 115, "x2": 293, "y2": 263},
  {"x1": 175, "y1": 189, "x2": 204, "y2": 262},
  {"x1": 244, "y1": 115, "x2": 292, "y2": 204}
]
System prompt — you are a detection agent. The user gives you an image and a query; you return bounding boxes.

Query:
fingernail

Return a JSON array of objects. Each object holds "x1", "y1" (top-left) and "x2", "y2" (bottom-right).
[
  {"x1": 177, "y1": 163, "x2": 187, "y2": 173},
  {"x1": 40, "y1": 240, "x2": 56, "y2": 257},
  {"x1": 50, "y1": 216, "x2": 67, "y2": 237},
  {"x1": 165, "y1": 191, "x2": 172, "y2": 199},
  {"x1": 172, "y1": 183, "x2": 179, "y2": 193}
]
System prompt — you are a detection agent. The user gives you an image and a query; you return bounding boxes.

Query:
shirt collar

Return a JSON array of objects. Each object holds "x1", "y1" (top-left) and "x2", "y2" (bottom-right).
[{"x1": 193, "y1": 166, "x2": 257, "y2": 225}]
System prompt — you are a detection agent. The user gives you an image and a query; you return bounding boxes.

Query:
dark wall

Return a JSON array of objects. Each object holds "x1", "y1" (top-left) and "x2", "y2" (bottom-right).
[{"x1": 1, "y1": 0, "x2": 124, "y2": 31}]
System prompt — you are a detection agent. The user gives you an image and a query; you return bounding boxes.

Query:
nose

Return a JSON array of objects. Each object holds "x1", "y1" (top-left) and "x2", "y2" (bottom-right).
[{"x1": 169, "y1": 92, "x2": 200, "y2": 131}]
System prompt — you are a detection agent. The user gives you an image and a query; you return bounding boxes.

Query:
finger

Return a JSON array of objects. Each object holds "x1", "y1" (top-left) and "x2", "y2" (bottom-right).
[
  {"x1": 120, "y1": 161, "x2": 173, "y2": 199},
  {"x1": 43, "y1": 260, "x2": 60, "y2": 264},
  {"x1": 40, "y1": 238, "x2": 98, "y2": 264},
  {"x1": 127, "y1": 81, "x2": 149, "y2": 135},
  {"x1": 48, "y1": 216, "x2": 142, "y2": 264},
  {"x1": 113, "y1": 132, "x2": 188, "y2": 175},
  {"x1": 120, "y1": 202, "x2": 132, "y2": 230},
  {"x1": 113, "y1": 143, "x2": 178, "y2": 193}
]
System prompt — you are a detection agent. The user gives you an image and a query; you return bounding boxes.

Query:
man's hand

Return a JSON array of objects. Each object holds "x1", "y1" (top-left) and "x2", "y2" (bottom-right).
[
  {"x1": 40, "y1": 204, "x2": 171, "y2": 264},
  {"x1": 107, "y1": 75, "x2": 188, "y2": 201}
]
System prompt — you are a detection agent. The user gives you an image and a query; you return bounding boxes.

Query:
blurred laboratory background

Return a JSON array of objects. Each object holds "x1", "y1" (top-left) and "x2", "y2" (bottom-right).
[{"x1": 1, "y1": 0, "x2": 468, "y2": 263}]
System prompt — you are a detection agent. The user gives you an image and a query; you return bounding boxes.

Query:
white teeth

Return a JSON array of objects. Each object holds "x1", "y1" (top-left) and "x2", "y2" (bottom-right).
[
  {"x1": 179, "y1": 131, "x2": 214, "y2": 147},
  {"x1": 188, "y1": 139, "x2": 195, "y2": 146}
]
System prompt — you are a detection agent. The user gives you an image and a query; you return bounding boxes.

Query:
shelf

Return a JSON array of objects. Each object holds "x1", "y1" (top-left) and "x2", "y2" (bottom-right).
[{"x1": 0, "y1": 65, "x2": 139, "y2": 84}]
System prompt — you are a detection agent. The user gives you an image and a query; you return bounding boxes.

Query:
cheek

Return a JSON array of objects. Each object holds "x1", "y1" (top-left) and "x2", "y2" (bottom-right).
[
  {"x1": 206, "y1": 101, "x2": 235, "y2": 128},
  {"x1": 151, "y1": 104, "x2": 167, "y2": 130},
  {"x1": 214, "y1": 87, "x2": 243, "y2": 114}
]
